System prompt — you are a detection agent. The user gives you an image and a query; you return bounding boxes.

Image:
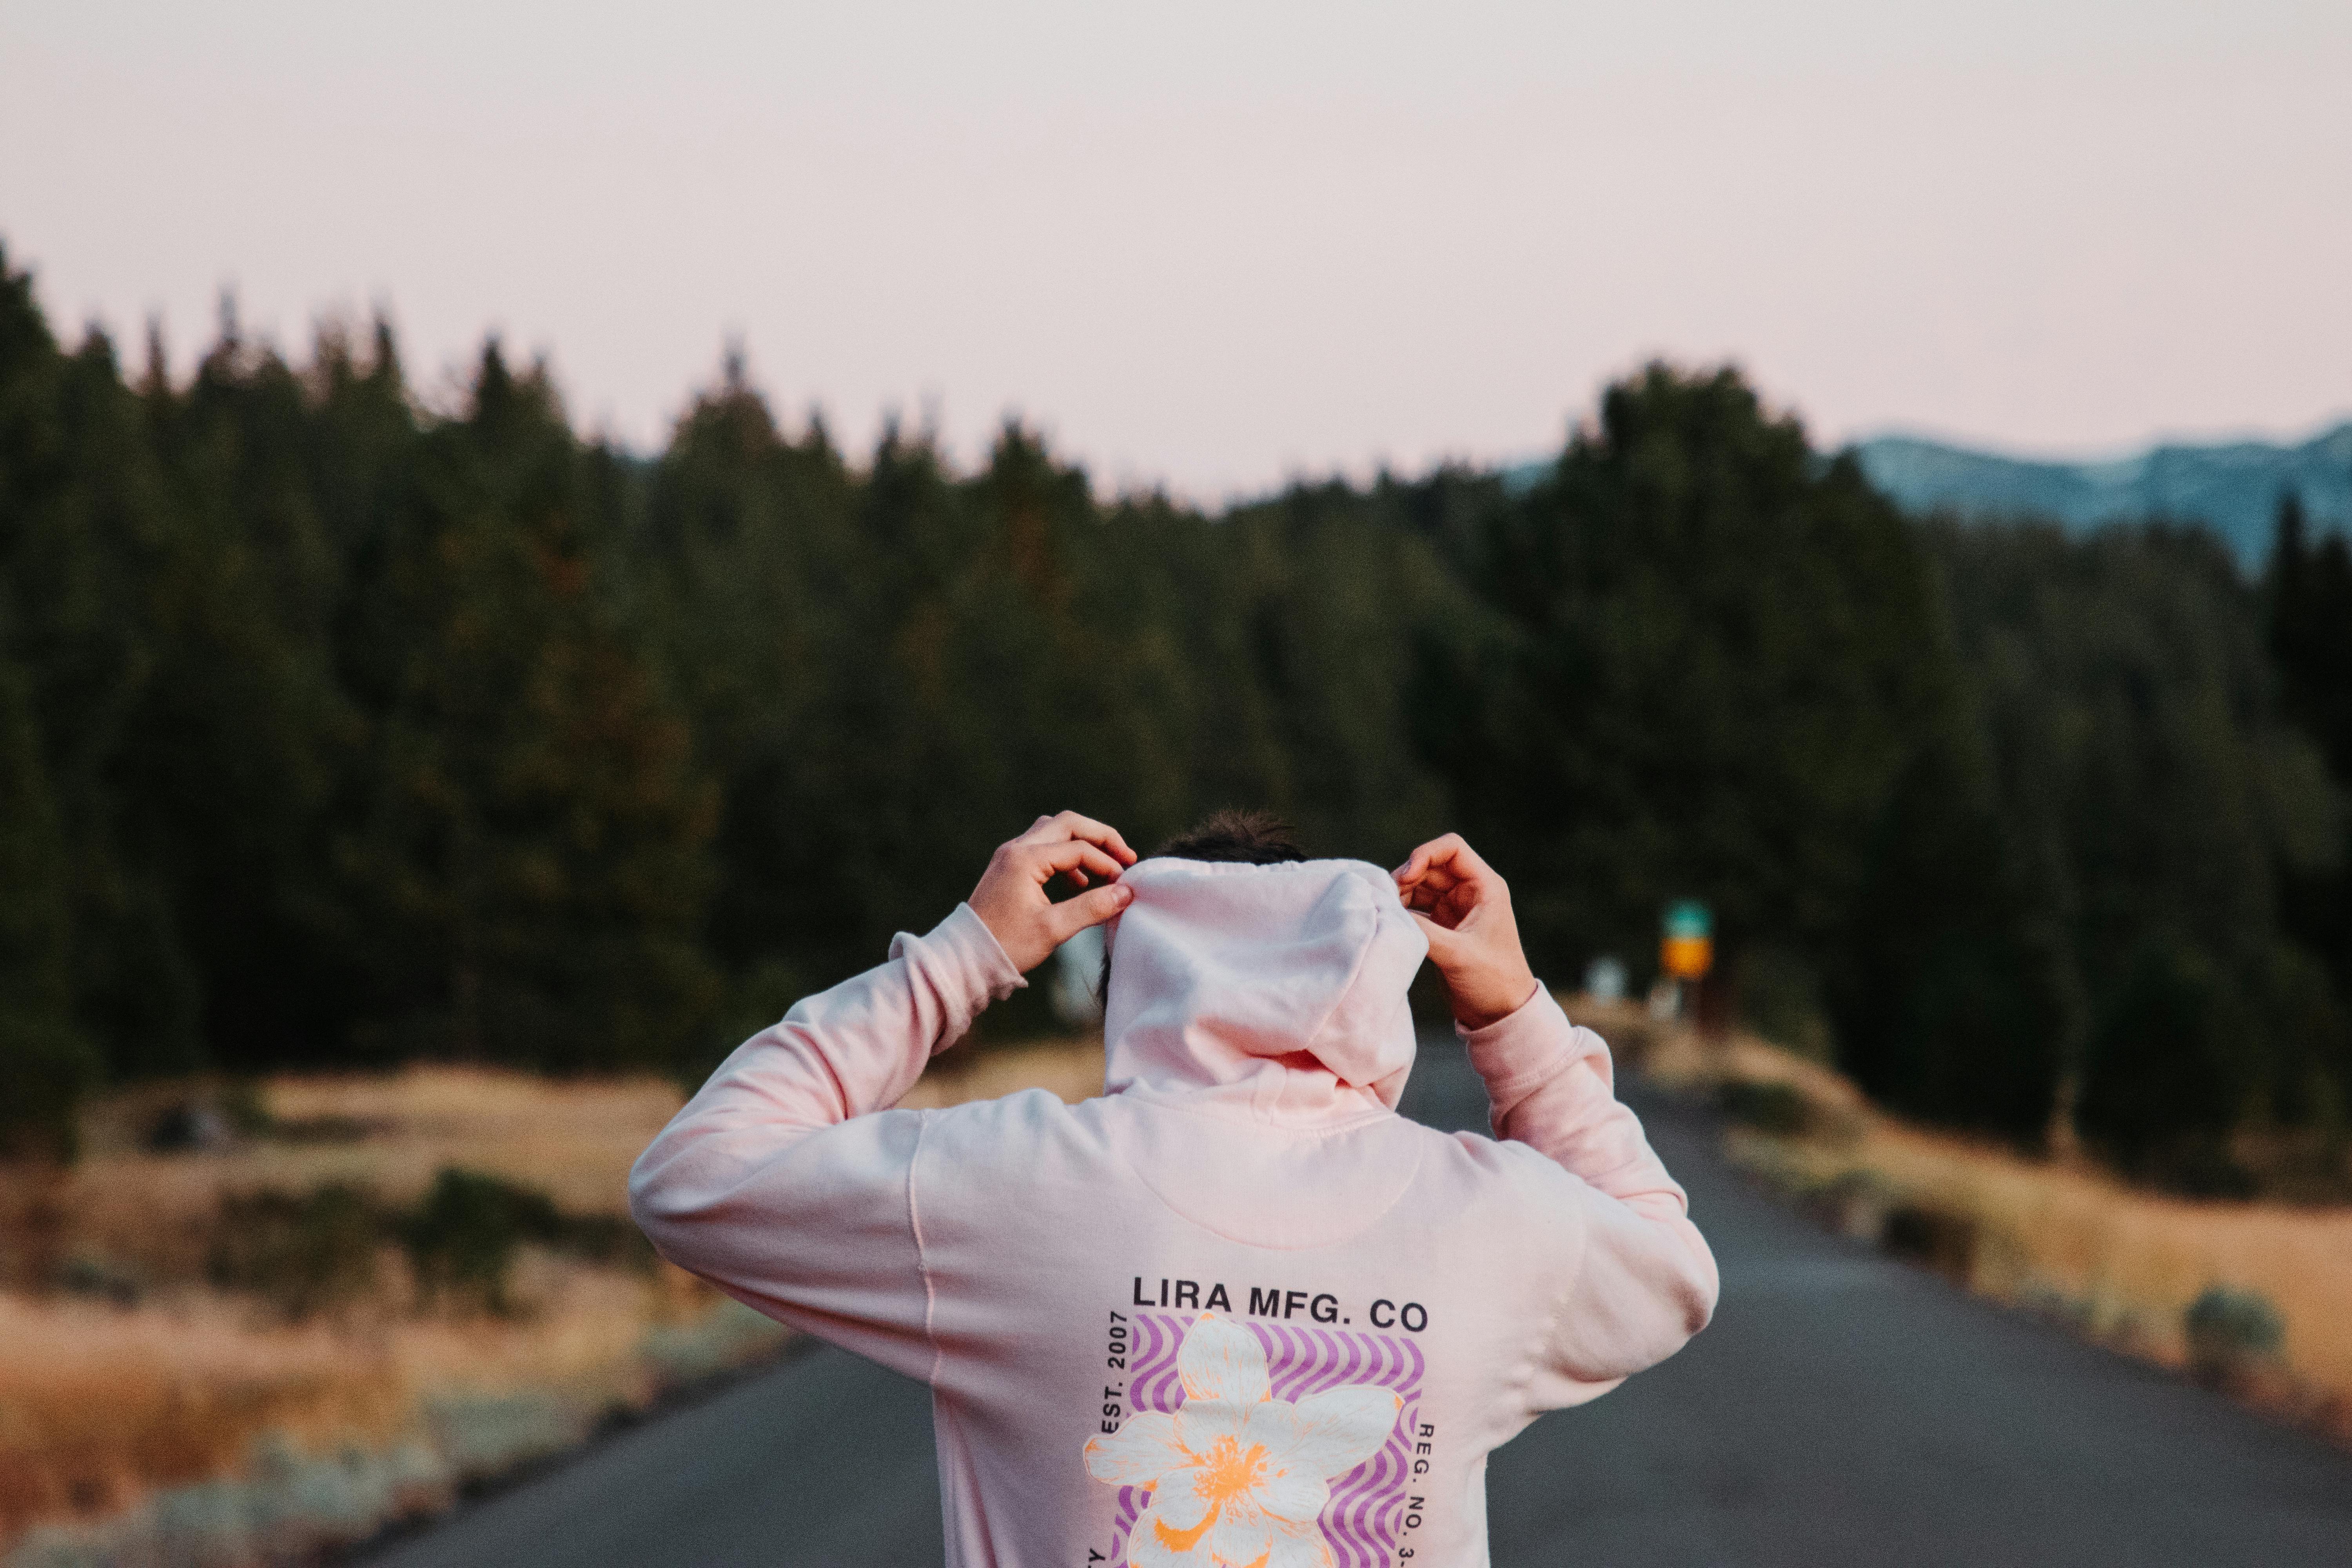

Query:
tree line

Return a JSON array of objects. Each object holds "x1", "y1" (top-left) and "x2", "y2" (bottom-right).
[{"x1": 2, "y1": 245, "x2": 2347, "y2": 1192}]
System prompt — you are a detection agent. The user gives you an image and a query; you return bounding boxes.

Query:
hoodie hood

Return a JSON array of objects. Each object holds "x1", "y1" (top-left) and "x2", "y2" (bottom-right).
[{"x1": 1100, "y1": 857, "x2": 1429, "y2": 1119}]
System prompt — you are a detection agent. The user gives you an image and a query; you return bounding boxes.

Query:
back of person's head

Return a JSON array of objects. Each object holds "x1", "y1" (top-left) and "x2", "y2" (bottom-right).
[
  {"x1": 1098, "y1": 810, "x2": 1305, "y2": 1001},
  {"x1": 1156, "y1": 808, "x2": 1307, "y2": 867},
  {"x1": 1097, "y1": 814, "x2": 1425, "y2": 1106}
]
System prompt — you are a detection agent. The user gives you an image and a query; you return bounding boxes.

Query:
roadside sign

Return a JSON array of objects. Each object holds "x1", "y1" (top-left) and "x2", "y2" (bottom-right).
[{"x1": 1661, "y1": 899, "x2": 1713, "y2": 981}]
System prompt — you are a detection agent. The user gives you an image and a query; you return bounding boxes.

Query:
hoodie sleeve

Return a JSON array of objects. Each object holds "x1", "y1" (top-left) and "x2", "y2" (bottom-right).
[
  {"x1": 1460, "y1": 987, "x2": 1720, "y2": 1410},
  {"x1": 628, "y1": 903, "x2": 1024, "y2": 1381}
]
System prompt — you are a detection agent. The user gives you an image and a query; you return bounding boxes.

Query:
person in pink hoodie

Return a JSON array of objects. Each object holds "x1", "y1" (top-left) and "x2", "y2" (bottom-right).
[{"x1": 630, "y1": 809, "x2": 1718, "y2": 1568}]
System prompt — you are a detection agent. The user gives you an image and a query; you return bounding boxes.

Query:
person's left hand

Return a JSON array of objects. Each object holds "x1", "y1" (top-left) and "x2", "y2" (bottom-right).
[
  {"x1": 1393, "y1": 833, "x2": 1538, "y2": 1029},
  {"x1": 969, "y1": 811, "x2": 1139, "y2": 973}
]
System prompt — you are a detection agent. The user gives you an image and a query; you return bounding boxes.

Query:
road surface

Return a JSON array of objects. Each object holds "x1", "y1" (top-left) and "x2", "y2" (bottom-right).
[{"x1": 367, "y1": 1039, "x2": 2352, "y2": 1566}]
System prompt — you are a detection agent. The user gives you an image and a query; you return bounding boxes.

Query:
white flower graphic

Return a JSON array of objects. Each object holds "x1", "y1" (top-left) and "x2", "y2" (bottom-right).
[{"x1": 1083, "y1": 1312, "x2": 1403, "y2": 1568}]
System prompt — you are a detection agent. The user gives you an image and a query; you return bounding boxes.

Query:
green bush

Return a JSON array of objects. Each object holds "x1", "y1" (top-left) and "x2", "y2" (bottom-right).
[
  {"x1": 210, "y1": 1183, "x2": 383, "y2": 1319},
  {"x1": 207, "y1": 1169, "x2": 631, "y2": 1319},
  {"x1": 398, "y1": 1167, "x2": 562, "y2": 1315},
  {"x1": 2183, "y1": 1285, "x2": 2284, "y2": 1385},
  {"x1": 1881, "y1": 1202, "x2": 1977, "y2": 1283}
]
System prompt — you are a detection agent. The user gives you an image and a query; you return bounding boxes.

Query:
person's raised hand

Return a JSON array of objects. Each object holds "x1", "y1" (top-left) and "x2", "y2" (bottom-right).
[
  {"x1": 1393, "y1": 833, "x2": 1538, "y2": 1030},
  {"x1": 969, "y1": 811, "x2": 1140, "y2": 974}
]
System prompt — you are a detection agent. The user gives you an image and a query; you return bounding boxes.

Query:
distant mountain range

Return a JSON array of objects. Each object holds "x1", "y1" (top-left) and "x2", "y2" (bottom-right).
[{"x1": 1848, "y1": 422, "x2": 2352, "y2": 572}]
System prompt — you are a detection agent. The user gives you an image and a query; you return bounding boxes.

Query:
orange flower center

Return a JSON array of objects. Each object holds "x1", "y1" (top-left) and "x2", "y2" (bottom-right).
[{"x1": 1193, "y1": 1435, "x2": 1269, "y2": 1506}]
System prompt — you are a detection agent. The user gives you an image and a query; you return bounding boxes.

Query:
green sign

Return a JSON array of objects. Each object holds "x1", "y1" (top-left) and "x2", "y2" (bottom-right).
[{"x1": 1663, "y1": 900, "x2": 1712, "y2": 940}]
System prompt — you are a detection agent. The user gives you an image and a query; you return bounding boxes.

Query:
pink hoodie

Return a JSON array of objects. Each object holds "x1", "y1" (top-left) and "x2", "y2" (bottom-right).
[{"x1": 631, "y1": 857, "x2": 1717, "y2": 1567}]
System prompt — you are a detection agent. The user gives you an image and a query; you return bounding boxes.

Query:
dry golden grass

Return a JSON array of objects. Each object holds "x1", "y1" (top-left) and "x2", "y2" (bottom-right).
[
  {"x1": 51, "y1": 1069, "x2": 682, "y2": 1288},
  {"x1": 0, "y1": 1290, "x2": 406, "y2": 1531},
  {"x1": 0, "y1": 1256, "x2": 720, "y2": 1546},
  {"x1": 33, "y1": 1043, "x2": 1107, "y2": 1289},
  {"x1": 0, "y1": 1039, "x2": 1107, "y2": 1555},
  {"x1": 1749, "y1": 1116, "x2": 2352, "y2": 1393},
  {"x1": 1602, "y1": 996, "x2": 2352, "y2": 1421}
]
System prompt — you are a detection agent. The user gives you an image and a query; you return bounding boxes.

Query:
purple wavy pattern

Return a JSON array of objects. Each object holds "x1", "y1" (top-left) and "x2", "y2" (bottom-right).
[{"x1": 1108, "y1": 1312, "x2": 1423, "y2": 1568}]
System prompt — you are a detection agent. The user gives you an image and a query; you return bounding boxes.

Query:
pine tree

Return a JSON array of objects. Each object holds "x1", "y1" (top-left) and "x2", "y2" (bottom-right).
[
  {"x1": 0, "y1": 650, "x2": 97, "y2": 1157},
  {"x1": 2262, "y1": 494, "x2": 2352, "y2": 1135},
  {"x1": 126, "y1": 307, "x2": 362, "y2": 1069},
  {"x1": 1432, "y1": 364, "x2": 1953, "y2": 1012},
  {"x1": 338, "y1": 343, "x2": 717, "y2": 1071},
  {"x1": 2267, "y1": 494, "x2": 2352, "y2": 780},
  {"x1": 0, "y1": 246, "x2": 202, "y2": 1088},
  {"x1": 1935, "y1": 518, "x2": 2340, "y2": 1176}
]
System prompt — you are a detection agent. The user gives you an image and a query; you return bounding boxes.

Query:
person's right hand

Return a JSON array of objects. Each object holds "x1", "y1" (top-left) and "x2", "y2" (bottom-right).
[
  {"x1": 1393, "y1": 833, "x2": 1539, "y2": 1030},
  {"x1": 969, "y1": 811, "x2": 1139, "y2": 974}
]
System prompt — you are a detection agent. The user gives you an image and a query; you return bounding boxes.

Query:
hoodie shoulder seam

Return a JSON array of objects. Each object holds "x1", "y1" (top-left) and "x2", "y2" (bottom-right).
[{"x1": 907, "y1": 1108, "x2": 942, "y2": 1387}]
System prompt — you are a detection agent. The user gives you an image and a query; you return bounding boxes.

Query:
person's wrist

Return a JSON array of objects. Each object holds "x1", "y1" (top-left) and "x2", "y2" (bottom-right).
[{"x1": 1452, "y1": 965, "x2": 1537, "y2": 1031}]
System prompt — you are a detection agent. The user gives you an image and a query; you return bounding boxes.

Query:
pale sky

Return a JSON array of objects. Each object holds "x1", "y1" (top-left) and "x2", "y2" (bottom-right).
[{"x1": 5, "y1": 1, "x2": 2349, "y2": 500}]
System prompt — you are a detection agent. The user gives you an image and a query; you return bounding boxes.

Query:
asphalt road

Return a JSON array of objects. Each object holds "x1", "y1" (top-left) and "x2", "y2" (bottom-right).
[{"x1": 367, "y1": 1041, "x2": 2352, "y2": 1567}]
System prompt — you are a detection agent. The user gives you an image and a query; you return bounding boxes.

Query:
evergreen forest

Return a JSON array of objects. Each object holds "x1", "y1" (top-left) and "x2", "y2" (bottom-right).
[{"x1": 4, "y1": 245, "x2": 2348, "y2": 1195}]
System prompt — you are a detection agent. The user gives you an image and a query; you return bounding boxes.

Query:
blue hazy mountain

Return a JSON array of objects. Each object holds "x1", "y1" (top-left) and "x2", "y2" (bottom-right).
[{"x1": 1849, "y1": 422, "x2": 2352, "y2": 572}]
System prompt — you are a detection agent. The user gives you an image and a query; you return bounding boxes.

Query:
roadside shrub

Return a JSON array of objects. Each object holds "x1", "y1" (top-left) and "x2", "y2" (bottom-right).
[
  {"x1": 1718, "y1": 1079, "x2": 1812, "y2": 1136},
  {"x1": 56, "y1": 1253, "x2": 147, "y2": 1307},
  {"x1": 212, "y1": 1167, "x2": 639, "y2": 1319},
  {"x1": 398, "y1": 1168, "x2": 561, "y2": 1315},
  {"x1": 143, "y1": 1099, "x2": 236, "y2": 1153},
  {"x1": 210, "y1": 1184, "x2": 383, "y2": 1319},
  {"x1": 2183, "y1": 1285, "x2": 2285, "y2": 1386},
  {"x1": 1882, "y1": 1202, "x2": 1977, "y2": 1283}
]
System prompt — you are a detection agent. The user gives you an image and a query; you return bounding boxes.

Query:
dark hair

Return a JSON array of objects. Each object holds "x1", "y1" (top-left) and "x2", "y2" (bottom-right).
[
  {"x1": 1099, "y1": 810, "x2": 1308, "y2": 1004},
  {"x1": 1154, "y1": 808, "x2": 1308, "y2": 867}
]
